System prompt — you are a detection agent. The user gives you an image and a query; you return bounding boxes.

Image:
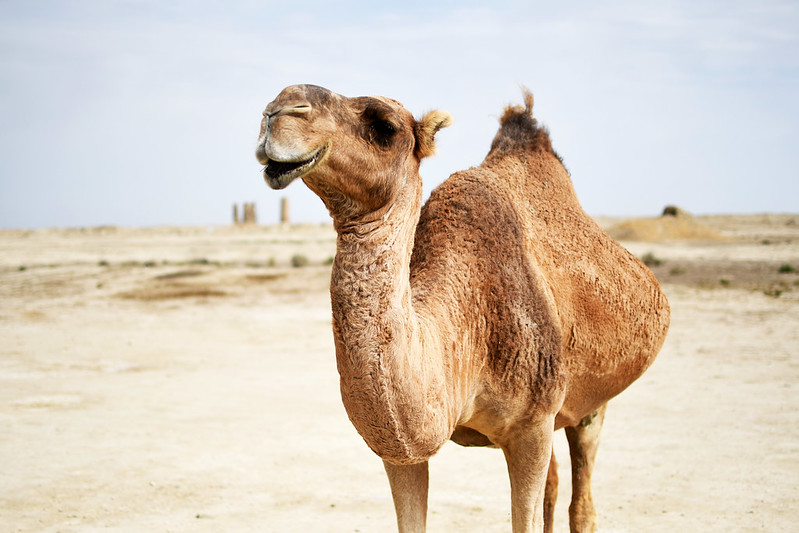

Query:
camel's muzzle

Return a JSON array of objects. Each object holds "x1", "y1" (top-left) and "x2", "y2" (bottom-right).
[{"x1": 262, "y1": 145, "x2": 326, "y2": 190}]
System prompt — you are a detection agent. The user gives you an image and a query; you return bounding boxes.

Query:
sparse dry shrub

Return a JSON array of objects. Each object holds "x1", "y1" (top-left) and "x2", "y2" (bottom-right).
[
  {"x1": 778, "y1": 263, "x2": 797, "y2": 274},
  {"x1": 291, "y1": 254, "x2": 309, "y2": 268},
  {"x1": 641, "y1": 252, "x2": 663, "y2": 267}
]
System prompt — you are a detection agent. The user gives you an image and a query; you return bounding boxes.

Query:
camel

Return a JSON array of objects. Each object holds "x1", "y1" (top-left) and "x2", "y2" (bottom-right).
[{"x1": 255, "y1": 84, "x2": 670, "y2": 533}]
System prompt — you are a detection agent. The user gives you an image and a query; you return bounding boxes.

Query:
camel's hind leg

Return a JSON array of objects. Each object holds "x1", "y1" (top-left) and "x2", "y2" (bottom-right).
[
  {"x1": 564, "y1": 403, "x2": 607, "y2": 533},
  {"x1": 383, "y1": 460, "x2": 429, "y2": 533},
  {"x1": 543, "y1": 448, "x2": 558, "y2": 533}
]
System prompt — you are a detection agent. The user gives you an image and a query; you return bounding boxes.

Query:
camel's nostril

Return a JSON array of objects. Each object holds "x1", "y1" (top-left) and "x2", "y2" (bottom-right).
[{"x1": 266, "y1": 103, "x2": 312, "y2": 119}]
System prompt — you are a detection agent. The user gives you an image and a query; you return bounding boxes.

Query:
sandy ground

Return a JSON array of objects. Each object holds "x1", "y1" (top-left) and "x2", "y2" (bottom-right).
[{"x1": 1, "y1": 215, "x2": 798, "y2": 532}]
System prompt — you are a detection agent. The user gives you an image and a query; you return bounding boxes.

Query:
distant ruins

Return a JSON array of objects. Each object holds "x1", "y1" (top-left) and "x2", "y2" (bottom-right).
[
  {"x1": 232, "y1": 198, "x2": 290, "y2": 225},
  {"x1": 232, "y1": 202, "x2": 257, "y2": 225}
]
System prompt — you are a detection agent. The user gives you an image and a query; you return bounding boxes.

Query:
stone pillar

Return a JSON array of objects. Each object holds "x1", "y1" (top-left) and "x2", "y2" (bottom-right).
[
  {"x1": 243, "y1": 202, "x2": 257, "y2": 224},
  {"x1": 233, "y1": 204, "x2": 240, "y2": 225},
  {"x1": 280, "y1": 197, "x2": 290, "y2": 225}
]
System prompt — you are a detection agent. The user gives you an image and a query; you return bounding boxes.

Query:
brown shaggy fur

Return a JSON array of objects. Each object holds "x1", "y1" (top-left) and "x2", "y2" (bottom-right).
[{"x1": 256, "y1": 84, "x2": 670, "y2": 533}]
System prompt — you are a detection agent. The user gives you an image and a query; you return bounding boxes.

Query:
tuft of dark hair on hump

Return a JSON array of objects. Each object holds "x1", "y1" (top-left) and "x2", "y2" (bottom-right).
[{"x1": 488, "y1": 88, "x2": 564, "y2": 166}]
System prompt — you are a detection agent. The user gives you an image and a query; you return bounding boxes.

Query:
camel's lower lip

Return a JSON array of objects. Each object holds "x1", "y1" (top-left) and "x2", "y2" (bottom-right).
[{"x1": 263, "y1": 145, "x2": 326, "y2": 190}]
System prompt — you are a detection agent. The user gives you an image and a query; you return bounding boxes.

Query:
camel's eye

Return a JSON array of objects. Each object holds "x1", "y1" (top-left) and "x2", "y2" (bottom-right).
[
  {"x1": 363, "y1": 105, "x2": 398, "y2": 148},
  {"x1": 372, "y1": 119, "x2": 396, "y2": 139}
]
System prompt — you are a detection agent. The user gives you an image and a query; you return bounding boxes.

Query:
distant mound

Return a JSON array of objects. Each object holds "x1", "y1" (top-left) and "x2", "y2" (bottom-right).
[{"x1": 607, "y1": 207, "x2": 730, "y2": 242}]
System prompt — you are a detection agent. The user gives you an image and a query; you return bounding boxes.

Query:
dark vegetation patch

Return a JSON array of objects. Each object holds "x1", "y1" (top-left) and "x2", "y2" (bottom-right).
[{"x1": 290, "y1": 254, "x2": 309, "y2": 268}]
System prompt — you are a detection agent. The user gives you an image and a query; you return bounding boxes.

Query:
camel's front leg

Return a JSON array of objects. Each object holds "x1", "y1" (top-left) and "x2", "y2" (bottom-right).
[
  {"x1": 564, "y1": 403, "x2": 607, "y2": 533},
  {"x1": 383, "y1": 460, "x2": 429, "y2": 533},
  {"x1": 502, "y1": 417, "x2": 555, "y2": 533}
]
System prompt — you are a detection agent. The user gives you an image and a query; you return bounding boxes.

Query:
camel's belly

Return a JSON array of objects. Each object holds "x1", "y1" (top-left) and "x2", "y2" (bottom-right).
[{"x1": 450, "y1": 426, "x2": 497, "y2": 447}]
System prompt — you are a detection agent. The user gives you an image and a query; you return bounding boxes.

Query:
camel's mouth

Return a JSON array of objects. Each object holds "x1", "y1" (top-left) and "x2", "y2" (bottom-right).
[{"x1": 263, "y1": 145, "x2": 327, "y2": 190}]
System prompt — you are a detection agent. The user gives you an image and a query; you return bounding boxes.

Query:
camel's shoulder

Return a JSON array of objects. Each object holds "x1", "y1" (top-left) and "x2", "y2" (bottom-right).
[{"x1": 418, "y1": 167, "x2": 516, "y2": 240}]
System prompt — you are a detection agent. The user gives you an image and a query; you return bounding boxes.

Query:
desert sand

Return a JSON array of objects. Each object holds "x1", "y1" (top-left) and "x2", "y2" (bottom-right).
[{"x1": 1, "y1": 213, "x2": 798, "y2": 532}]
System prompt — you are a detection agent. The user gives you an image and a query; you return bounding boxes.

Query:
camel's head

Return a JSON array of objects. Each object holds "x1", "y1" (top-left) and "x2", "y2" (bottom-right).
[{"x1": 256, "y1": 84, "x2": 451, "y2": 218}]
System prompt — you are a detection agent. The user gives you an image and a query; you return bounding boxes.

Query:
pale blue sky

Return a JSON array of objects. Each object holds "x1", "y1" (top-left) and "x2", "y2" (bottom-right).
[{"x1": 1, "y1": 0, "x2": 797, "y2": 228}]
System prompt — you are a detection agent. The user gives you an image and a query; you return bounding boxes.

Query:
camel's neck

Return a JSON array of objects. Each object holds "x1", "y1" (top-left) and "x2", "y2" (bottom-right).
[{"x1": 329, "y1": 173, "x2": 453, "y2": 464}]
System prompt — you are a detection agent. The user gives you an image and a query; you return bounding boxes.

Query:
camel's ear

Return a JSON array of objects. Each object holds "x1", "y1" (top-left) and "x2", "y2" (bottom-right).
[{"x1": 414, "y1": 110, "x2": 453, "y2": 159}]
